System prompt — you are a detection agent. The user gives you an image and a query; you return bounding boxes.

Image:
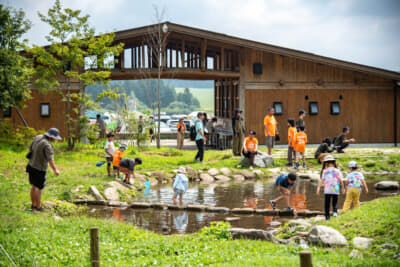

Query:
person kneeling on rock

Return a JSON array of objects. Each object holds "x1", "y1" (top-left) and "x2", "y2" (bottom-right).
[
  {"x1": 119, "y1": 157, "x2": 142, "y2": 184},
  {"x1": 269, "y1": 173, "x2": 296, "y2": 212},
  {"x1": 173, "y1": 167, "x2": 189, "y2": 205}
]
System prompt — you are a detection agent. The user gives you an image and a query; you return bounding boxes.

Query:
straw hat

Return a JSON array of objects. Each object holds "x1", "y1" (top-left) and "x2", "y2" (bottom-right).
[
  {"x1": 178, "y1": 167, "x2": 186, "y2": 174},
  {"x1": 323, "y1": 155, "x2": 336, "y2": 162}
]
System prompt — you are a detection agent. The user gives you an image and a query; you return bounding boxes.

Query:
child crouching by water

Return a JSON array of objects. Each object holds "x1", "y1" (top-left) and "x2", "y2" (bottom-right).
[
  {"x1": 173, "y1": 167, "x2": 189, "y2": 205},
  {"x1": 269, "y1": 173, "x2": 297, "y2": 211},
  {"x1": 316, "y1": 155, "x2": 345, "y2": 220}
]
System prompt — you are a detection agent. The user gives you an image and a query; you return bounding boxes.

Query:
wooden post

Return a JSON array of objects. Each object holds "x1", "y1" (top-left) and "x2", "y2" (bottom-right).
[
  {"x1": 141, "y1": 41, "x2": 145, "y2": 68},
  {"x1": 90, "y1": 228, "x2": 100, "y2": 267},
  {"x1": 299, "y1": 251, "x2": 312, "y2": 267},
  {"x1": 181, "y1": 39, "x2": 185, "y2": 68},
  {"x1": 221, "y1": 48, "x2": 225, "y2": 71},
  {"x1": 175, "y1": 44, "x2": 179, "y2": 68},
  {"x1": 201, "y1": 39, "x2": 207, "y2": 72}
]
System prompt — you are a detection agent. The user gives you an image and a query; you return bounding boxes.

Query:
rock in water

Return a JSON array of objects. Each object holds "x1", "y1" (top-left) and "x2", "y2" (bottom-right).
[
  {"x1": 374, "y1": 181, "x2": 399, "y2": 190},
  {"x1": 352, "y1": 237, "x2": 373, "y2": 250},
  {"x1": 88, "y1": 186, "x2": 105, "y2": 201},
  {"x1": 199, "y1": 173, "x2": 215, "y2": 182},
  {"x1": 308, "y1": 225, "x2": 348, "y2": 247},
  {"x1": 240, "y1": 170, "x2": 255, "y2": 179},
  {"x1": 104, "y1": 187, "x2": 120, "y2": 201},
  {"x1": 208, "y1": 168, "x2": 219, "y2": 176},
  {"x1": 220, "y1": 167, "x2": 232, "y2": 176},
  {"x1": 214, "y1": 175, "x2": 231, "y2": 182},
  {"x1": 151, "y1": 171, "x2": 166, "y2": 181},
  {"x1": 185, "y1": 166, "x2": 198, "y2": 180},
  {"x1": 232, "y1": 174, "x2": 245, "y2": 181}
]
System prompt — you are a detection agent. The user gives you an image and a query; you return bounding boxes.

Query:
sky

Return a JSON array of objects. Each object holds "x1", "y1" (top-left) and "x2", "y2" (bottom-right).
[{"x1": 2, "y1": 0, "x2": 400, "y2": 72}]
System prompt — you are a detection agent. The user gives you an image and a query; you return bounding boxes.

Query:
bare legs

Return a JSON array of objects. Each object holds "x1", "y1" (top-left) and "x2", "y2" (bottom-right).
[{"x1": 30, "y1": 186, "x2": 42, "y2": 208}]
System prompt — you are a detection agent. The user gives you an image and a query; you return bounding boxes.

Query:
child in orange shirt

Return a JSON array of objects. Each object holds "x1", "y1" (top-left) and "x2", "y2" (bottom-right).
[
  {"x1": 112, "y1": 144, "x2": 127, "y2": 178},
  {"x1": 243, "y1": 130, "x2": 258, "y2": 170},
  {"x1": 294, "y1": 126, "x2": 307, "y2": 169},
  {"x1": 287, "y1": 119, "x2": 297, "y2": 167}
]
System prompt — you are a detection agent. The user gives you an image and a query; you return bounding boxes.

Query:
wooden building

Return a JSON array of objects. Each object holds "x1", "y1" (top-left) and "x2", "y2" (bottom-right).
[{"x1": 4, "y1": 22, "x2": 400, "y2": 144}]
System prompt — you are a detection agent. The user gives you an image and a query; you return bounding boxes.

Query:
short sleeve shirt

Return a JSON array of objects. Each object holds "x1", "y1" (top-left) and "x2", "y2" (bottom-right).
[
  {"x1": 112, "y1": 149, "x2": 124, "y2": 167},
  {"x1": 244, "y1": 137, "x2": 258, "y2": 150},
  {"x1": 315, "y1": 143, "x2": 329, "y2": 158},
  {"x1": 275, "y1": 174, "x2": 294, "y2": 189},
  {"x1": 288, "y1": 127, "x2": 297, "y2": 147},
  {"x1": 177, "y1": 123, "x2": 186, "y2": 132},
  {"x1": 322, "y1": 167, "x2": 343, "y2": 195},
  {"x1": 264, "y1": 115, "x2": 277, "y2": 136},
  {"x1": 28, "y1": 135, "x2": 54, "y2": 172},
  {"x1": 294, "y1": 132, "x2": 308, "y2": 153},
  {"x1": 334, "y1": 133, "x2": 346, "y2": 146},
  {"x1": 104, "y1": 140, "x2": 115, "y2": 157},
  {"x1": 195, "y1": 119, "x2": 204, "y2": 140},
  {"x1": 345, "y1": 171, "x2": 365, "y2": 190},
  {"x1": 119, "y1": 158, "x2": 135, "y2": 171}
]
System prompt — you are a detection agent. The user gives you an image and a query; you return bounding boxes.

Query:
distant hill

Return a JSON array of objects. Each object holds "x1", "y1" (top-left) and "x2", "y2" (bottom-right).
[{"x1": 164, "y1": 79, "x2": 213, "y2": 89}]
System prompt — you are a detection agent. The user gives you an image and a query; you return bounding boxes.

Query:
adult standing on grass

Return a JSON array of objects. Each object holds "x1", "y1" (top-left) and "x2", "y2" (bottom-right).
[
  {"x1": 296, "y1": 110, "x2": 306, "y2": 131},
  {"x1": 232, "y1": 109, "x2": 245, "y2": 156},
  {"x1": 194, "y1": 112, "x2": 207, "y2": 163},
  {"x1": 177, "y1": 118, "x2": 186, "y2": 150},
  {"x1": 264, "y1": 107, "x2": 278, "y2": 156},
  {"x1": 96, "y1": 114, "x2": 106, "y2": 138},
  {"x1": 26, "y1": 128, "x2": 61, "y2": 212}
]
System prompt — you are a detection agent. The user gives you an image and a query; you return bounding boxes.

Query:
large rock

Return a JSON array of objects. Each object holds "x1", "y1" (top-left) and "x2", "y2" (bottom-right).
[
  {"x1": 104, "y1": 187, "x2": 119, "y2": 201},
  {"x1": 208, "y1": 168, "x2": 219, "y2": 176},
  {"x1": 240, "y1": 170, "x2": 255, "y2": 179},
  {"x1": 199, "y1": 173, "x2": 215, "y2": 182},
  {"x1": 229, "y1": 228, "x2": 279, "y2": 243},
  {"x1": 232, "y1": 174, "x2": 245, "y2": 181},
  {"x1": 308, "y1": 225, "x2": 348, "y2": 247},
  {"x1": 106, "y1": 181, "x2": 129, "y2": 192},
  {"x1": 374, "y1": 181, "x2": 399, "y2": 190},
  {"x1": 232, "y1": 208, "x2": 254, "y2": 214},
  {"x1": 252, "y1": 170, "x2": 264, "y2": 177},
  {"x1": 288, "y1": 219, "x2": 312, "y2": 228},
  {"x1": 352, "y1": 237, "x2": 373, "y2": 250},
  {"x1": 148, "y1": 178, "x2": 159, "y2": 186},
  {"x1": 240, "y1": 152, "x2": 274, "y2": 168},
  {"x1": 88, "y1": 186, "x2": 105, "y2": 201},
  {"x1": 151, "y1": 171, "x2": 166, "y2": 181},
  {"x1": 135, "y1": 173, "x2": 147, "y2": 182},
  {"x1": 214, "y1": 175, "x2": 231, "y2": 182},
  {"x1": 220, "y1": 168, "x2": 232, "y2": 176},
  {"x1": 185, "y1": 166, "x2": 198, "y2": 180}
]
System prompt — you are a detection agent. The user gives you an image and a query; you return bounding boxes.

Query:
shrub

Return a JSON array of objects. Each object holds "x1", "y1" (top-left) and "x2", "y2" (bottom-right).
[
  {"x1": 0, "y1": 120, "x2": 39, "y2": 147},
  {"x1": 198, "y1": 221, "x2": 232, "y2": 240}
]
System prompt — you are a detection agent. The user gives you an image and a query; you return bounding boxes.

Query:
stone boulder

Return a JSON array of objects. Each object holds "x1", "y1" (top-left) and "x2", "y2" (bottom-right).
[
  {"x1": 240, "y1": 152, "x2": 274, "y2": 168},
  {"x1": 199, "y1": 173, "x2": 215, "y2": 182},
  {"x1": 104, "y1": 187, "x2": 119, "y2": 201},
  {"x1": 220, "y1": 167, "x2": 232, "y2": 176},
  {"x1": 185, "y1": 166, "x2": 198, "y2": 180},
  {"x1": 135, "y1": 173, "x2": 148, "y2": 182},
  {"x1": 232, "y1": 208, "x2": 254, "y2": 214},
  {"x1": 352, "y1": 237, "x2": 373, "y2": 250},
  {"x1": 148, "y1": 178, "x2": 159, "y2": 186},
  {"x1": 208, "y1": 168, "x2": 219, "y2": 176},
  {"x1": 88, "y1": 186, "x2": 105, "y2": 201},
  {"x1": 232, "y1": 174, "x2": 245, "y2": 181},
  {"x1": 252, "y1": 170, "x2": 264, "y2": 177},
  {"x1": 151, "y1": 171, "x2": 166, "y2": 181},
  {"x1": 214, "y1": 175, "x2": 231, "y2": 182},
  {"x1": 228, "y1": 228, "x2": 279, "y2": 243},
  {"x1": 288, "y1": 219, "x2": 312, "y2": 228},
  {"x1": 374, "y1": 181, "x2": 399, "y2": 190},
  {"x1": 308, "y1": 225, "x2": 348, "y2": 247},
  {"x1": 240, "y1": 170, "x2": 255, "y2": 179},
  {"x1": 106, "y1": 181, "x2": 129, "y2": 192}
]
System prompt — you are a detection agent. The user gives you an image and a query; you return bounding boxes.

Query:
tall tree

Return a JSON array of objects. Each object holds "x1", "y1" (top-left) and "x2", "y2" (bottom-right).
[
  {"x1": 30, "y1": 0, "x2": 123, "y2": 149},
  {"x1": 0, "y1": 5, "x2": 32, "y2": 113}
]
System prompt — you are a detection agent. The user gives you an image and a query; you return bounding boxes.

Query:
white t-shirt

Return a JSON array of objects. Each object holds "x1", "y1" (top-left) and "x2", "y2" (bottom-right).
[{"x1": 104, "y1": 141, "x2": 115, "y2": 157}]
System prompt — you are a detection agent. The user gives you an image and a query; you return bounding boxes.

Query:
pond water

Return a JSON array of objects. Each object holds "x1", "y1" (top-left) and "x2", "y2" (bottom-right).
[{"x1": 88, "y1": 175, "x2": 399, "y2": 234}]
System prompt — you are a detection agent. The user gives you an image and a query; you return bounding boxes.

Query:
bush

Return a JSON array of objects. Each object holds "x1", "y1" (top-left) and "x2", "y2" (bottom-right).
[
  {"x1": 198, "y1": 221, "x2": 232, "y2": 240},
  {"x1": 0, "y1": 120, "x2": 39, "y2": 147}
]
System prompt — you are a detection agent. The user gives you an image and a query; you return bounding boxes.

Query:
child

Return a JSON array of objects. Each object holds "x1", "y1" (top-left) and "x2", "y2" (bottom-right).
[
  {"x1": 342, "y1": 161, "x2": 368, "y2": 212},
  {"x1": 119, "y1": 157, "x2": 142, "y2": 184},
  {"x1": 269, "y1": 173, "x2": 297, "y2": 211},
  {"x1": 316, "y1": 155, "x2": 345, "y2": 220},
  {"x1": 243, "y1": 130, "x2": 258, "y2": 170},
  {"x1": 173, "y1": 167, "x2": 189, "y2": 205},
  {"x1": 296, "y1": 109, "x2": 306, "y2": 131},
  {"x1": 112, "y1": 144, "x2": 127, "y2": 178},
  {"x1": 287, "y1": 119, "x2": 297, "y2": 167},
  {"x1": 294, "y1": 126, "x2": 307, "y2": 168},
  {"x1": 104, "y1": 132, "x2": 115, "y2": 176}
]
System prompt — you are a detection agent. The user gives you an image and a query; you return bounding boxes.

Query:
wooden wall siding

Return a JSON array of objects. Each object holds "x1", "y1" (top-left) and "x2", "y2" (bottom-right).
[
  {"x1": 245, "y1": 89, "x2": 397, "y2": 144},
  {"x1": 214, "y1": 79, "x2": 239, "y2": 118}
]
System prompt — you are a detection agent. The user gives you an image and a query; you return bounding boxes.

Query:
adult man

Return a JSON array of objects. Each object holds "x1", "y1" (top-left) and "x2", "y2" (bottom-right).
[
  {"x1": 296, "y1": 110, "x2": 306, "y2": 131},
  {"x1": 232, "y1": 109, "x2": 245, "y2": 156},
  {"x1": 333, "y1": 127, "x2": 356, "y2": 153},
  {"x1": 176, "y1": 118, "x2": 186, "y2": 150},
  {"x1": 194, "y1": 112, "x2": 207, "y2": 163},
  {"x1": 314, "y1": 137, "x2": 333, "y2": 163},
  {"x1": 264, "y1": 107, "x2": 278, "y2": 156},
  {"x1": 26, "y1": 128, "x2": 61, "y2": 211},
  {"x1": 96, "y1": 114, "x2": 106, "y2": 138}
]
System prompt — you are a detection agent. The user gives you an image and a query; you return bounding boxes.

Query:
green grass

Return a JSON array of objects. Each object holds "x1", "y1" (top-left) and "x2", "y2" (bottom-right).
[{"x1": 175, "y1": 87, "x2": 214, "y2": 112}]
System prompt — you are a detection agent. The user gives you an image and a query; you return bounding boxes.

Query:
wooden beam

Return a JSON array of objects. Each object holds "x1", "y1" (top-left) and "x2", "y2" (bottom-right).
[
  {"x1": 221, "y1": 48, "x2": 225, "y2": 71},
  {"x1": 120, "y1": 50, "x2": 125, "y2": 72},
  {"x1": 201, "y1": 39, "x2": 207, "y2": 72},
  {"x1": 137, "y1": 45, "x2": 141, "y2": 69},
  {"x1": 175, "y1": 44, "x2": 179, "y2": 68},
  {"x1": 181, "y1": 39, "x2": 185, "y2": 68},
  {"x1": 141, "y1": 41, "x2": 145, "y2": 68}
]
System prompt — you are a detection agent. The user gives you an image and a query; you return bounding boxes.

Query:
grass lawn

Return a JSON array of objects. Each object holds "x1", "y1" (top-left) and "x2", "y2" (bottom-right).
[
  {"x1": 0, "y1": 142, "x2": 399, "y2": 266},
  {"x1": 175, "y1": 87, "x2": 214, "y2": 113}
]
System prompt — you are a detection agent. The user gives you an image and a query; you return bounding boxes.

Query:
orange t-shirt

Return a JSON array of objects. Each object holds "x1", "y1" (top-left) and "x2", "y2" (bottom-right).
[
  {"x1": 112, "y1": 149, "x2": 124, "y2": 167},
  {"x1": 264, "y1": 115, "x2": 277, "y2": 136},
  {"x1": 177, "y1": 123, "x2": 186, "y2": 132},
  {"x1": 294, "y1": 132, "x2": 308, "y2": 152},
  {"x1": 244, "y1": 137, "x2": 258, "y2": 150},
  {"x1": 288, "y1": 127, "x2": 297, "y2": 147}
]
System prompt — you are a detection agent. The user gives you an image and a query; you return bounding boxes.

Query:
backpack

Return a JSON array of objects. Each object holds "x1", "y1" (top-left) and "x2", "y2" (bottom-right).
[{"x1": 190, "y1": 126, "x2": 196, "y2": 141}]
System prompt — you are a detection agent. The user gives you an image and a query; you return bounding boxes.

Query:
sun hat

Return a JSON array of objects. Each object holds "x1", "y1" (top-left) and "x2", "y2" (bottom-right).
[
  {"x1": 323, "y1": 155, "x2": 336, "y2": 162},
  {"x1": 44, "y1": 128, "x2": 62, "y2": 140},
  {"x1": 178, "y1": 167, "x2": 186, "y2": 174},
  {"x1": 348, "y1": 161, "x2": 357, "y2": 168}
]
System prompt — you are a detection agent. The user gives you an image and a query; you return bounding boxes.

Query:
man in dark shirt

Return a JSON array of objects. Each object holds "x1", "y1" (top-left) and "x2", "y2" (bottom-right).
[
  {"x1": 333, "y1": 127, "x2": 355, "y2": 153},
  {"x1": 296, "y1": 110, "x2": 306, "y2": 131},
  {"x1": 119, "y1": 157, "x2": 142, "y2": 184},
  {"x1": 315, "y1": 137, "x2": 333, "y2": 163}
]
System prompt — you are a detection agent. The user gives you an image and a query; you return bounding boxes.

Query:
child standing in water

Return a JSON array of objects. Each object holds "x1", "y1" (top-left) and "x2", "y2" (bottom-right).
[
  {"x1": 173, "y1": 167, "x2": 189, "y2": 205},
  {"x1": 342, "y1": 161, "x2": 368, "y2": 212},
  {"x1": 316, "y1": 155, "x2": 345, "y2": 220}
]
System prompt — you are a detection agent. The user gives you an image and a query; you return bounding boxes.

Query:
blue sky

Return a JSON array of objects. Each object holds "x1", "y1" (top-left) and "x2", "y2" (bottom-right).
[{"x1": 3, "y1": 0, "x2": 400, "y2": 72}]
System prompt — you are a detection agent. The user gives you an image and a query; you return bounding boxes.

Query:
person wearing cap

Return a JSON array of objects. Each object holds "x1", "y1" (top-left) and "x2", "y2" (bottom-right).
[
  {"x1": 194, "y1": 112, "x2": 207, "y2": 163},
  {"x1": 119, "y1": 157, "x2": 142, "y2": 184},
  {"x1": 316, "y1": 155, "x2": 345, "y2": 220},
  {"x1": 314, "y1": 137, "x2": 334, "y2": 163},
  {"x1": 172, "y1": 167, "x2": 189, "y2": 205},
  {"x1": 333, "y1": 127, "x2": 355, "y2": 153},
  {"x1": 243, "y1": 130, "x2": 258, "y2": 169},
  {"x1": 264, "y1": 107, "x2": 278, "y2": 156},
  {"x1": 96, "y1": 114, "x2": 106, "y2": 138},
  {"x1": 104, "y1": 132, "x2": 115, "y2": 176},
  {"x1": 342, "y1": 161, "x2": 368, "y2": 213},
  {"x1": 112, "y1": 144, "x2": 127, "y2": 178},
  {"x1": 287, "y1": 118, "x2": 297, "y2": 167},
  {"x1": 296, "y1": 110, "x2": 306, "y2": 131},
  {"x1": 232, "y1": 109, "x2": 245, "y2": 156},
  {"x1": 26, "y1": 128, "x2": 61, "y2": 212}
]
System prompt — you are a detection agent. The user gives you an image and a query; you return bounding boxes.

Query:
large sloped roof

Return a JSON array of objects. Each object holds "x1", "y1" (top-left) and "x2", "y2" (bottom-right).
[{"x1": 114, "y1": 22, "x2": 400, "y2": 81}]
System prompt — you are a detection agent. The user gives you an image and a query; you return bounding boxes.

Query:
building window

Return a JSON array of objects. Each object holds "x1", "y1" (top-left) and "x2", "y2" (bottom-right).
[
  {"x1": 40, "y1": 103, "x2": 50, "y2": 117},
  {"x1": 309, "y1": 102, "x2": 319, "y2": 115},
  {"x1": 331, "y1": 102, "x2": 340, "y2": 115},
  {"x1": 2, "y1": 107, "x2": 11, "y2": 117},
  {"x1": 273, "y1": 102, "x2": 283, "y2": 115}
]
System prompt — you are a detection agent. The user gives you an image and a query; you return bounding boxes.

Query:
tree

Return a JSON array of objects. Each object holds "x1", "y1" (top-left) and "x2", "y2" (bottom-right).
[
  {"x1": 0, "y1": 5, "x2": 32, "y2": 114},
  {"x1": 30, "y1": 0, "x2": 123, "y2": 149}
]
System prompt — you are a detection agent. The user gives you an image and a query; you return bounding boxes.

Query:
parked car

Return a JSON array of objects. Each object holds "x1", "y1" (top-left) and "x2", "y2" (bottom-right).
[
  {"x1": 166, "y1": 119, "x2": 179, "y2": 132},
  {"x1": 153, "y1": 121, "x2": 172, "y2": 133}
]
